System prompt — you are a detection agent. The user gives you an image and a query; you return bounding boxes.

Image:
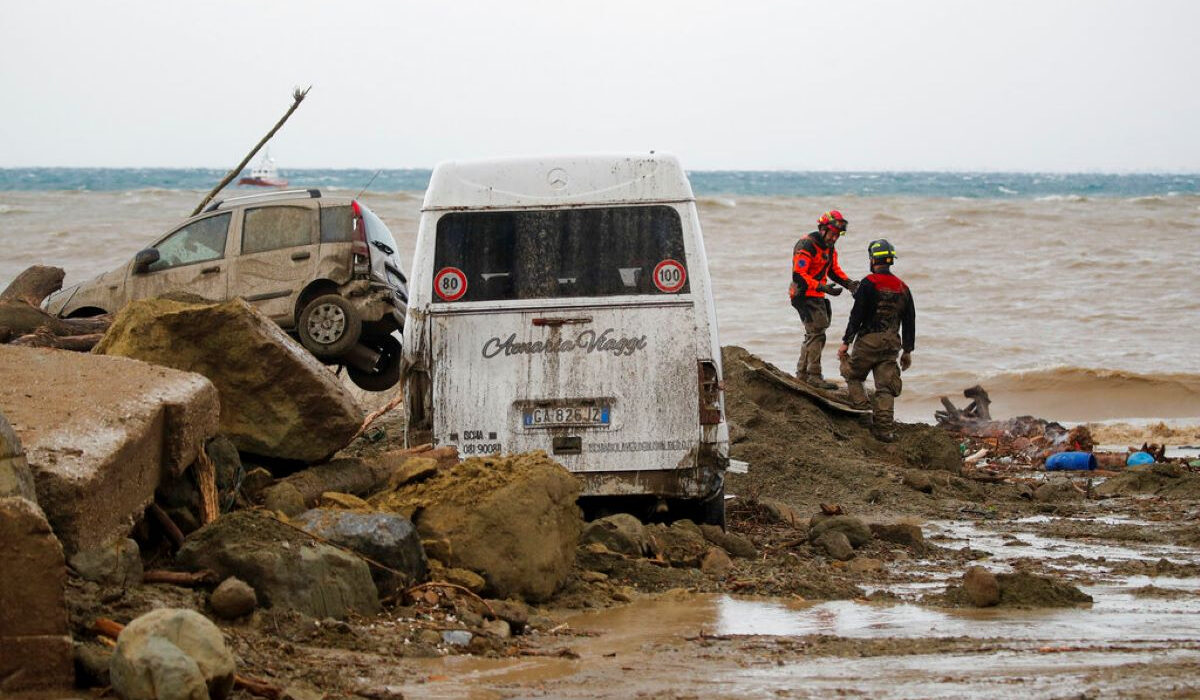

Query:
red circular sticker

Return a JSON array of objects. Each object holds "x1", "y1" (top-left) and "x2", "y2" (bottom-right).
[
  {"x1": 434, "y1": 267, "x2": 468, "y2": 301},
  {"x1": 652, "y1": 259, "x2": 687, "y2": 293}
]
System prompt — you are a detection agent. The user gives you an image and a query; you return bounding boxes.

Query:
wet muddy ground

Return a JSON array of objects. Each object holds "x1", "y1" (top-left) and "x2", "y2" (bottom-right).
[{"x1": 65, "y1": 348, "x2": 1200, "y2": 698}]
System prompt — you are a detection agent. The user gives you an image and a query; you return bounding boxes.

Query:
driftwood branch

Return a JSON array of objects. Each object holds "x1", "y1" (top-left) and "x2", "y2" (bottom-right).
[
  {"x1": 142, "y1": 569, "x2": 219, "y2": 587},
  {"x1": 0, "y1": 265, "x2": 63, "y2": 306},
  {"x1": 191, "y1": 86, "x2": 311, "y2": 217}
]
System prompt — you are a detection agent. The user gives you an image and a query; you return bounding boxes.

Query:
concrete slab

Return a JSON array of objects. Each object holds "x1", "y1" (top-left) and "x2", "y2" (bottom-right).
[{"x1": 0, "y1": 345, "x2": 220, "y2": 554}]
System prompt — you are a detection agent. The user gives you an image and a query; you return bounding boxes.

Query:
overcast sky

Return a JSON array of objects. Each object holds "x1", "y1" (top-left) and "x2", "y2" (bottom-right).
[{"x1": 2, "y1": 1, "x2": 1197, "y2": 171}]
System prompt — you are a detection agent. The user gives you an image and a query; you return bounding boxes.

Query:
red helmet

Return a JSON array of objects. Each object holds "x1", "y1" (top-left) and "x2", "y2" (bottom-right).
[{"x1": 817, "y1": 210, "x2": 847, "y2": 232}]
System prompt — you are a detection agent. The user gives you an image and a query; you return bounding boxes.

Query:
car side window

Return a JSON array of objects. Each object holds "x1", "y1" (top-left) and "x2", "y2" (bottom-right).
[
  {"x1": 148, "y1": 212, "x2": 231, "y2": 272},
  {"x1": 320, "y1": 205, "x2": 354, "y2": 242},
  {"x1": 242, "y1": 205, "x2": 315, "y2": 254}
]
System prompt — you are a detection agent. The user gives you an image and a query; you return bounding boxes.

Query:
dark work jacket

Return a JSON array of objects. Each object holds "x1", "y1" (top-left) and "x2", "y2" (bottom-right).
[{"x1": 842, "y1": 271, "x2": 916, "y2": 352}]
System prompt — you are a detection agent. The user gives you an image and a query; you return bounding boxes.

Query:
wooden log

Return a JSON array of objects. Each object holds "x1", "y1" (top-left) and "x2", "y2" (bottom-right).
[
  {"x1": 0, "y1": 265, "x2": 64, "y2": 306},
  {"x1": 10, "y1": 329, "x2": 105, "y2": 350},
  {"x1": 148, "y1": 503, "x2": 186, "y2": 549},
  {"x1": 963, "y1": 385, "x2": 992, "y2": 420},
  {"x1": 142, "y1": 569, "x2": 219, "y2": 587}
]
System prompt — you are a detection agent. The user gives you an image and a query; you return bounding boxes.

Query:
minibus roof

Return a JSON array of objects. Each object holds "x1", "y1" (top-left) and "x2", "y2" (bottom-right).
[{"x1": 422, "y1": 153, "x2": 695, "y2": 211}]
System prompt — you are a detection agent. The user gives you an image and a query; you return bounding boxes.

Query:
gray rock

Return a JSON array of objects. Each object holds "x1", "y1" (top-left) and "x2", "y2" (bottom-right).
[
  {"x1": 68, "y1": 538, "x2": 143, "y2": 587},
  {"x1": 700, "y1": 524, "x2": 757, "y2": 559},
  {"x1": 209, "y1": 577, "x2": 257, "y2": 620},
  {"x1": 963, "y1": 566, "x2": 1000, "y2": 607},
  {"x1": 177, "y1": 510, "x2": 379, "y2": 620},
  {"x1": 442, "y1": 630, "x2": 472, "y2": 646},
  {"x1": 580, "y1": 513, "x2": 648, "y2": 556},
  {"x1": 109, "y1": 608, "x2": 235, "y2": 700},
  {"x1": 205, "y1": 435, "x2": 243, "y2": 496},
  {"x1": 293, "y1": 508, "x2": 428, "y2": 592},
  {"x1": 808, "y1": 515, "x2": 872, "y2": 548},
  {"x1": 815, "y1": 530, "x2": 854, "y2": 561}
]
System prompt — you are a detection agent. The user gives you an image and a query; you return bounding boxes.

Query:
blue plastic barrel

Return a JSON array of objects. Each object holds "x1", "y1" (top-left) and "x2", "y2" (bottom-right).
[
  {"x1": 1045, "y1": 451, "x2": 1097, "y2": 471},
  {"x1": 1126, "y1": 451, "x2": 1155, "y2": 467}
]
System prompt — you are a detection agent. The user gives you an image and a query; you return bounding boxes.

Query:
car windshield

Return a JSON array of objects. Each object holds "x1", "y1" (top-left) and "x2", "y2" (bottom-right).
[{"x1": 432, "y1": 205, "x2": 688, "y2": 302}]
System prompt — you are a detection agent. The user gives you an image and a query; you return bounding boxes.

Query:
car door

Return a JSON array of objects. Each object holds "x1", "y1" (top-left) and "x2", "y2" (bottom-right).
[
  {"x1": 126, "y1": 211, "x2": 232, "y2": 304},
  {"x1": 229, "y1": 204, "x2": 320, "y2": 324}
]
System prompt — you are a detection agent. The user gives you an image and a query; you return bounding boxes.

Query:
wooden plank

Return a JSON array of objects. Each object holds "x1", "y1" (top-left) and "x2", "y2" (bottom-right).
[{"x1": 738, "y1": 359, "x2": 871, "y2": 415}]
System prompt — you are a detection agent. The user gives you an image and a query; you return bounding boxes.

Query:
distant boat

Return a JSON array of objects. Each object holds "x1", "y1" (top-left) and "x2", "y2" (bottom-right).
[{"x1": 238, "y1": 151, "x2": 288, "y2": 187}]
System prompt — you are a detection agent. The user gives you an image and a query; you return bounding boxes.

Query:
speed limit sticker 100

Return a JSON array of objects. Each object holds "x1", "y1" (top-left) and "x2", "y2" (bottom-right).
[
  {"x1": 434, "y1": 267, "x2": 468, "y2": 301},
  {"x1": 652, "y1": 259, "x2": 687, "y2": 293}
]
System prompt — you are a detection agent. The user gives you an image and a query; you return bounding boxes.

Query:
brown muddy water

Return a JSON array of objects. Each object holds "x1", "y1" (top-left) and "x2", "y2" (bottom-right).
[
  {"x1": 366, "y1": 516, "x2": 1200, "y2": 699},
  {"x1": 2, "y1": 189, "x2": 1199, "y2": 425}
]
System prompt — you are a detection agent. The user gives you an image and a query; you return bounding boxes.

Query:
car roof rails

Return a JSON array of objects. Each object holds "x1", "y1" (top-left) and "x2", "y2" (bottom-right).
[{"x1": 205, "y1": 188, "x2": 322, "y2": 213}]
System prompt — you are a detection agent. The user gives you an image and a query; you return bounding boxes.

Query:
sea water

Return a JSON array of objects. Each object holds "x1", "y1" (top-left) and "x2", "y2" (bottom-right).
[{"x1": 2, "y1": 169, "x2": 1198, "y2": 424}]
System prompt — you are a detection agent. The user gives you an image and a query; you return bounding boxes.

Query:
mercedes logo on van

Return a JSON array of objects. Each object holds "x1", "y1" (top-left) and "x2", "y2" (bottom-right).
[{"x1": 547, "y1": 168, "x2": 569, "y2": 190}]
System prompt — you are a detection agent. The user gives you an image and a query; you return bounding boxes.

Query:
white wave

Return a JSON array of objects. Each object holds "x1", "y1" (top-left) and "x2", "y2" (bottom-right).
[
  {"x1": 997, "y1": 186, "x2": 1018, "y2": 194},
  {"x1": 1034, "y1": 194, "x2": 1087, "y2": 202}
]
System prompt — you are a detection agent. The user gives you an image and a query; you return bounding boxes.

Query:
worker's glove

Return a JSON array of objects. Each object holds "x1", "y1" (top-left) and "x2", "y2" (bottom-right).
[
  {"x1": 900, "y1": 351, "x2": 912, "y2": 371},
  {"x1": 844, "y1": 279, "x2": 860, "y2": 294},
  {"x1": 818, "y1": 284, "x2": 842, "y2": 296}
]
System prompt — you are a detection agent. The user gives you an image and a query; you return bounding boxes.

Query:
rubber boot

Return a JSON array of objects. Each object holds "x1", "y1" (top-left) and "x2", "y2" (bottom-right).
[{"x1": 805, "y1": 375, "x2": 838, "y2": 391}]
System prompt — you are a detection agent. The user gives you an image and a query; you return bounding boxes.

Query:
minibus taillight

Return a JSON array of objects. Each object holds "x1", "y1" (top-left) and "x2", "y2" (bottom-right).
[
  {"x1": 698, "y1": 360, "x2": 723, "y2": 425},
  {"x1": 351, "y1": 200, "x2": 370, "y2": 277}
]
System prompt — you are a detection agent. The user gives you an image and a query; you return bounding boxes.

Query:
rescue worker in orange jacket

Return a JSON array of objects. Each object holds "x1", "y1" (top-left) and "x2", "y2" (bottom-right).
[
  {"x1": 790, "y1": 210, "x2": 858, "y2": 389},
  {"x1": 837, "y1": 238, "x2": 915, "y2": 442}
]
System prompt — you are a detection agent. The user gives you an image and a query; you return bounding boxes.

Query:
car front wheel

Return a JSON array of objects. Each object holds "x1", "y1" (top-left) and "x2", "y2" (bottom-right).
[{"x1": 298, "y1": 294, "x2": 362, "y2": 359}]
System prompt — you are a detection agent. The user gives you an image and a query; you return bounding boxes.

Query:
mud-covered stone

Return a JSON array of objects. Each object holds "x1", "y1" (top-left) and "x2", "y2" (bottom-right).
[
  {"x1": 110, "y1": 608, "x2": 235, "y2": 700},
  {"x1": 0, "y1": 496, "x2": 73, "y2": 692},
  {"x1": 210, "y1": 577, "x2": 257, "y2": 619},
  {"x1": 758, "y1": 497, "x2": 806, "y2": 526},
  {"x1": 808, "y1": 515, "x2": 871, "y2": 548},
  {"x1": 646, "y1": 520, "x2": 708, "y2": 567},
  {"x1": 815, "y1": 530, "x2": 854, "y2": 560},
  {"x1": 700, "y1": 523, "x2": 758, "y2": 558},
  {"x1": 963, "y1": 566, "x2": 1000, "y2": 607},
  {"x1": 68, "y1": 537, "x2": 143, "y2": 587},
  {"x1": 95, "y1": 297, "x2": 363, "y2": 463},
  {"x1": 293, "y1": 507, "x2": 428, "y2": 590},
  {"x1": 701, "y1": 546, "x2": 734, "y2": 575},
  {"x1": 373, "y1": 452, "x2": 581, "y2": 603},
  {"x1": 581, "y1": 513, "x2": 648, "y2": 556},
  {"x1": 870, "y1": 522, "x2": 927, "y2": 554},
  {"x1": 177, "y1": 510, "x2": 380, "y2": 620},
  {"x1": 261, "y1": 482, "x2": 307, "y2": 517}
]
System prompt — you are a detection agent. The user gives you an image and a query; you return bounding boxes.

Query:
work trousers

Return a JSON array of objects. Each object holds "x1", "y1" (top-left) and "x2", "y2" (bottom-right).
[
  {"x1": 840, "y1": 331, "x2": 903, "y2": 432},
  {"x1": 793, "y1": 297, "x2": 832, "y2": 379}
]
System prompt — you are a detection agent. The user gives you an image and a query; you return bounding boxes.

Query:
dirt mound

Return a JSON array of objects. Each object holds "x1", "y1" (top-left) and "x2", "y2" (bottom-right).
[
  {"x1": 1094, "y1": 463, "x2": 1200, "y2": 499},
  {"x1": 722, "y1": 345, "x2": 963, "y2": 515},
  {"x1": 373, "y1": 452, "x2": 581, "y2": 603}
]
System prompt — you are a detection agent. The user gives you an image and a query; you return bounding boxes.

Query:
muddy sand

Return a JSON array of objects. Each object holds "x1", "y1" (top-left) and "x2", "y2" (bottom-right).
[{"x1": 66, "y1": 346, "x2": 1200, "y2": 699}]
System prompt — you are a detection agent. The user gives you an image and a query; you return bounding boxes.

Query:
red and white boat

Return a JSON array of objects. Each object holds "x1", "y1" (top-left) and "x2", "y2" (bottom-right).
[{"x1": 238, "y1": 151, "x2": 288, "y2": 187}]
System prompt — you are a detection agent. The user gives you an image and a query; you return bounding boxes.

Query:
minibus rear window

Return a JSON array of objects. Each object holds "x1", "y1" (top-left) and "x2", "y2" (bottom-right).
[{"x1": 432, "y1": 205, "x2": 689, "y2": 302}]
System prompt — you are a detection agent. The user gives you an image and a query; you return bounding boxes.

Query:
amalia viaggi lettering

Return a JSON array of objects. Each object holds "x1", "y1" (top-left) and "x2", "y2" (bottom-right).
[{"x1": 481, "y1": 328, "x2": 648, "y2": 359}]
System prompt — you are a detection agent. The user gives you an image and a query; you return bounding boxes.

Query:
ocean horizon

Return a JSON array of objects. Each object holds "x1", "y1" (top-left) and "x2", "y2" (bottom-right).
[{"x1": 2, "y1": 167, "x2": 1199, "y2": 199}]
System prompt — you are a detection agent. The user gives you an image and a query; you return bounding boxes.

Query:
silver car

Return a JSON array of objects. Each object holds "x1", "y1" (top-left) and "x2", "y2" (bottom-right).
[{"x1": 44, "y1": 189, "x2": 408, "y2": 391}]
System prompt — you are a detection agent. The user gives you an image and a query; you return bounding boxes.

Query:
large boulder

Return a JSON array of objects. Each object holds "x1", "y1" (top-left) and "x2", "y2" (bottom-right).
[
  {"x1": 176, "y1": 510, "x2": 380, "y2": 620},
  {"x1": 293, "y1": 508, "x2": 428, "y2": 592},
  {"x1": 373, "y1": 452, "x2": 582, "y2": 603},
  {"x1": 94, "y1": 298, "x2": 362, "y2": 463},
  {"x1": 0, "y1": 412, "x2": 36, "y2": 501},
  {"x1": 581, "y1": 513, "x2": 648, "y2": 556},
  {"x1": 0, "y1": 345, "x2": 219, "y2": 554},
  {"x1": 109, "y1": 608, "x2": 236, "y2": 700},
  {"x1": 0, "y1": 496, "x2": 74, "y2": 692}
]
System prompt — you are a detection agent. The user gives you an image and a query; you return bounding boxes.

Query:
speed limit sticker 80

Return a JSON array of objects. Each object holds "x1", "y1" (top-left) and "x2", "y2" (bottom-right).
[
  {"x1": 652, "y1": 259, "x2": 687, "y2": 293},
  {"x1": 434, "y1": 267, "x2": 468, "y2": 301}
]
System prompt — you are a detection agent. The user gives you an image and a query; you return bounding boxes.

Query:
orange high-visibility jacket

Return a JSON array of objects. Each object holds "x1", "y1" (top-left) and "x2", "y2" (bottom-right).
[{"x1": 791, "y1": 231, "x2": 852, "y2": 299}]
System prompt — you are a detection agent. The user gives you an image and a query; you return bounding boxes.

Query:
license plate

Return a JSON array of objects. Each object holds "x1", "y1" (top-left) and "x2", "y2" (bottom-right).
[{"x1": 523, "y1": 404, "x2": 611, "y2": 429}]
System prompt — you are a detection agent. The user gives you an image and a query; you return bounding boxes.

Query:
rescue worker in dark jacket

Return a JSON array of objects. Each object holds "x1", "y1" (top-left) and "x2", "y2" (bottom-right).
[
  {"x1": 837, "y1": 238, "x2": 915, "y2": 442},
  {"x1": 791, "y1": 210, "x2": 858, "y2": 389}
]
